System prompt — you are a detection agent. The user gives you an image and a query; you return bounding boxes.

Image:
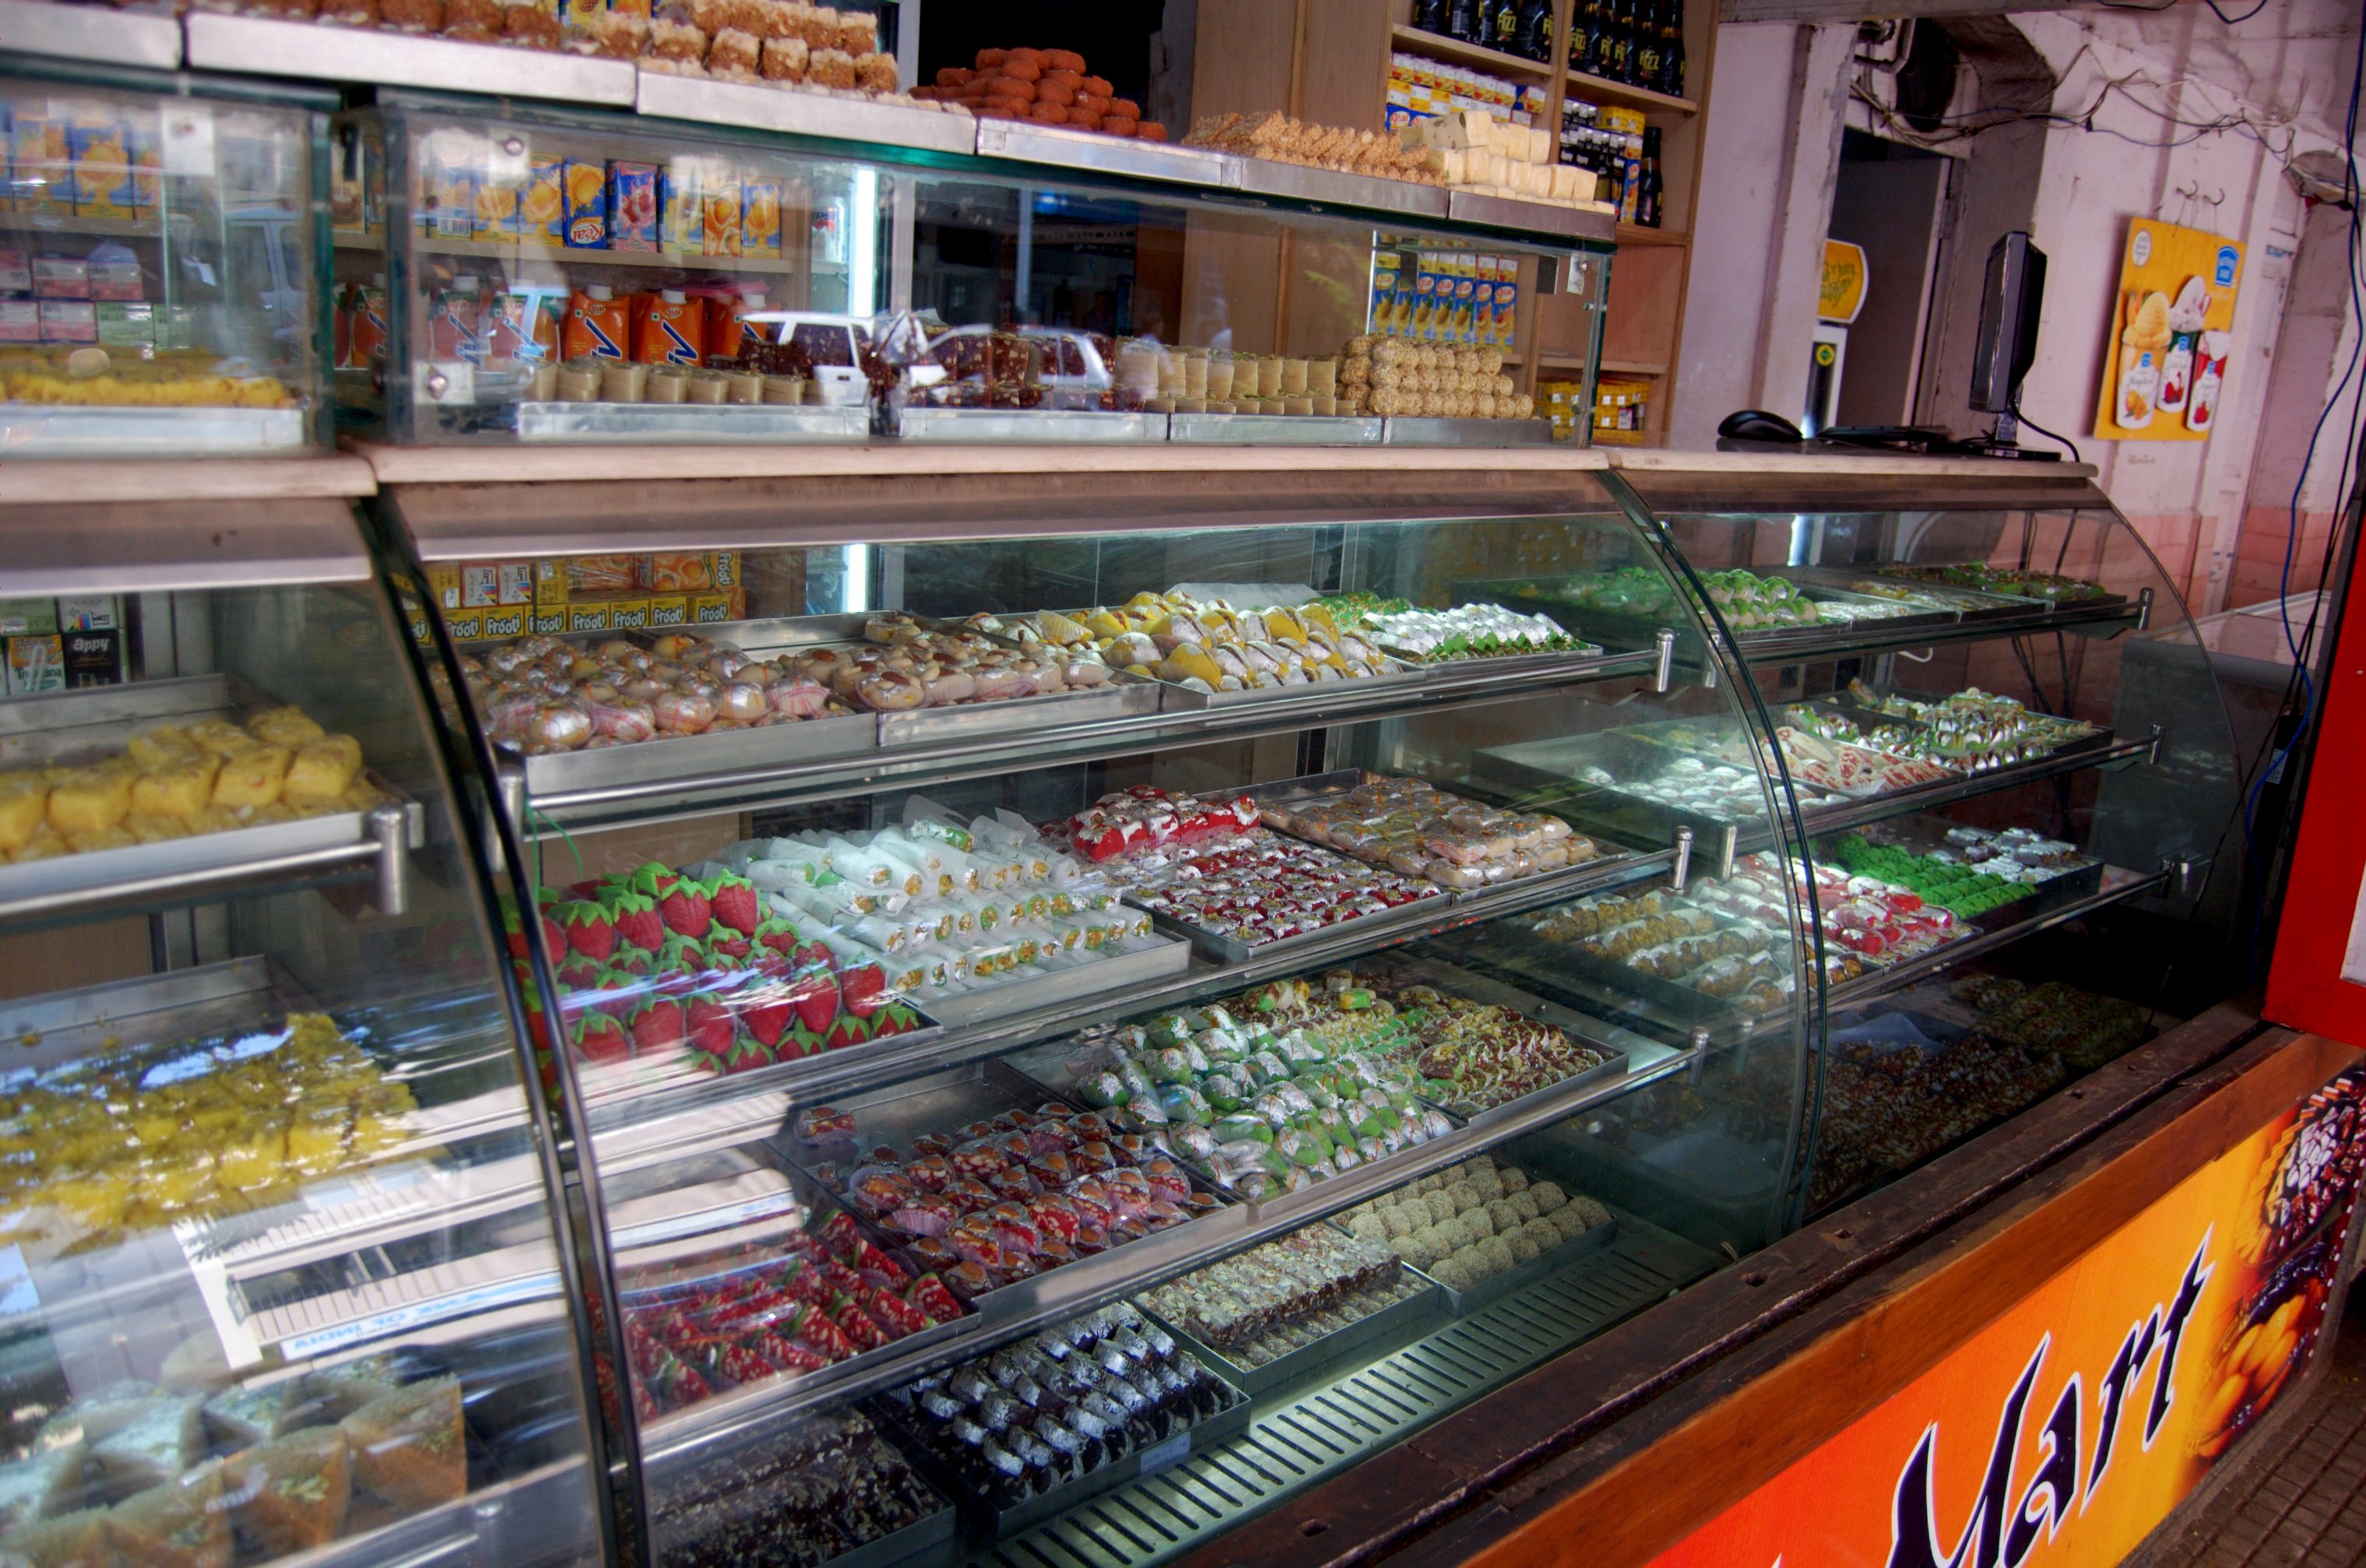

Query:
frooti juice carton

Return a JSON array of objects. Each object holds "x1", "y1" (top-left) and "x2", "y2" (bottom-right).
[
  {"x1": 740, "y1": 175, "x2": 782, "y2": 258},
  {"x1": 522, "y1": 153, "x2": 566, "y2": 246}
]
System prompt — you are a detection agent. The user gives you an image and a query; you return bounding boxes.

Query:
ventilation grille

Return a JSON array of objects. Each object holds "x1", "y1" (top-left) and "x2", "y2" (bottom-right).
[{"x1": 972, "y1": 1221, "x2": 1716, "y2": 1568}]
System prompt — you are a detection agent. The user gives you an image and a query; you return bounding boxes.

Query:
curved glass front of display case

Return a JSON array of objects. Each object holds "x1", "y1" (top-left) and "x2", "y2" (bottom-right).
[
  {"x1": 374, "y1": 467, "x2": 1816, "y2": 1566},
  {"x1": 1608, "y1": 462, "x2": 2241, "y2": 1218},
  {"x1": 336, "y1": 93, "x2": 1607, "y2": 449},
  {"x1": 0, "y1": 61, "x2": 332, "y2": 458},
  {"x1": 0, "y1": 499, "x2": 605, "y2": 1568}
]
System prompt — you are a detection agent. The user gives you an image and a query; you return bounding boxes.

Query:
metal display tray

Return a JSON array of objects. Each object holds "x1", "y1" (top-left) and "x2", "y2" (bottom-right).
[
  {"x1": 1770, "y1": 567, "x2": 2055, "y2": 624},
  {"x1": 1139, "y1": 1258, "x2": 1447, "y2": 1397},
  {"x1": 1376, "y1": 953, "x2": 1631, "y2": 1127},
  {"x1": 816, "y1": 1500, "x2": 959, "y2": 1568},
  {"x1": 1243, "y1": 768, "x2": 1629, "y2": 902},
  {"x1": 1471, "y1": 898, "x2": 1793, "y2": 1028},
  {"x1": 1418, "y1": 1211, "x2": 1621, "y2": 1316},
  {"x1": 712, "y1": 612, "x2": 1165, "y2": 747},
  {"x1": 575, "y1": 994, "x2": 944, "y2": 1113},
  {"x1": 1466, "y1": 726, "x2": 1794, "y2": 862},
  {"x1": 1798, "y1": 689, "x2": 2118, "y2": 763},
  {"x1": 896, "y1": 408, "x2": 1169, "y2": 443},
  {"x1": 878, "y1": 1367, "x2": 1253, "y2": 1548},
  {"x1": 1381, "y1": 416, "x2": 1556, "y2": 447},
  {"x1": 1147, "y1": 653, "x2": 1426, "y2": 712},
  {"x1": 1122, "y1": 837, "x2": 1451, "y2": 966},
  {"x1": 774, "y1": 1059, "x2": 1232, "y2": 1324},
  {"x1": 912, "y1": 933, "x2": 1192, "y2": 1028},
  {"x1": 0, "y1": 404, "x2": 308, "y2": 457},
  {"x1": 0, "y1": 674, "x2": 423, "y2": 922},
  {"x1": 1847, "y1": 817, "x2": 2110, "y2": 919},
  {"x1": 1875, "y1": 563, "x2": 2129, "y2": 614},
  {"x1": 513, "y1": 400, "x2": 870, "y2": 443},
  {"x1": 624, "y1": 1152, "x2": 981, "y2": 1453},
  {"x1": 1167, "y1": 413, "x2": 1383, "y2": 445}
]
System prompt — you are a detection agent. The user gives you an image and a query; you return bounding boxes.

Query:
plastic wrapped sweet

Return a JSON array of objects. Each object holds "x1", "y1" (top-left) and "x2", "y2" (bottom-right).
[
  {"x1": 649, "y1": 1408, "x2": 941, "y2": 1568},
  {"x1": 1137, "y1": 1223, "x2": 1412, "y2": 1359}
]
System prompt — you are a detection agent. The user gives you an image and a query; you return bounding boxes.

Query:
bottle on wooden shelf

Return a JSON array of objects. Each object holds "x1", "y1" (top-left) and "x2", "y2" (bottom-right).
[
  {"x1": 1657, "y1": 0, "x2": 1686, "y2": 97},
  {"x1": 1515, "y1": 0, "x2": 1555, "y2": 62}
]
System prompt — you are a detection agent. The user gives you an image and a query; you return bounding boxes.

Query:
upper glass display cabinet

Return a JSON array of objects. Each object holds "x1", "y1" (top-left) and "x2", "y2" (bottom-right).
[
  {"x1": 0, "y1": 59, "x2": 333, "y2": 457},
  {"x1": 1607, "y1": 460, "x2": 2238, "y2": 1218},
  {"x1": 374, "y1": 469, "x2": 1816, "y2": 1562},
  {"x1": 334, "y1": 94, "x2": 1610, "y2": 448},
  {"x1": 0, "y1": 497, "x2": 607, "y2": 1568}
]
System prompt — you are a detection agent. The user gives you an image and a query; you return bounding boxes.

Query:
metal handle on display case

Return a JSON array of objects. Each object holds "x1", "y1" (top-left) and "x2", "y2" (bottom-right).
[
  {"x1": 1671, "y1": 826, "x2": 1694, "y2": 892},
  {"x1": 1653, "y1": 628, "x2": 1677, "y2": 693},
  {"x1": 368, "y1": 804, "x2": 412, "y2": 917},
  {"x1": 491, "y1": 760, "x2": 526, "y2": 875},
  {"x1": 2146, "y1": 723, "x2": 2164, "y2": 765},
  {"x1": 1686, "y1": 1026, "x2": 1710, "y2": 1087},
  {"x1": 2137, "y1": 586, "x2": 2154, "y2": 631},
  {"x1": 2162, "y1": 855, "x2": 2209, "y2": 900}
]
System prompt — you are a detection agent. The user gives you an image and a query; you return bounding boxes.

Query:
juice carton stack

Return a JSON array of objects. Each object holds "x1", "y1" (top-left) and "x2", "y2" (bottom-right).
[{"x1": 428, "y1": 552, "x2": 745, "y2": 641}]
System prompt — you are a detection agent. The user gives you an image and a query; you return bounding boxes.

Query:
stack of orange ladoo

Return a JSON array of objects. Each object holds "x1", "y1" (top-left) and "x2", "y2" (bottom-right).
[{"x1": 912, "y1": 47, "x2": 1168, "y2": 139}]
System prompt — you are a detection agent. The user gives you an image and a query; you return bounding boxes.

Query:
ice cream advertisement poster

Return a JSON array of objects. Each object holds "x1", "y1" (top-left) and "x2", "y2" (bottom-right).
[
  {"x1": 2093, "y1": 218, "x2": 2245, "y2": 441},
  {"x1": 1643, "y1": 1064, "x2": 2366, "y2": 1568}
]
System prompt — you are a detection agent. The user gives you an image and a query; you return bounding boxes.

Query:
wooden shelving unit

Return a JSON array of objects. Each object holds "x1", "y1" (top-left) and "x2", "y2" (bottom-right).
[{"x1": 1194, "y1": 0, "x2": 1713, "y2": 444}]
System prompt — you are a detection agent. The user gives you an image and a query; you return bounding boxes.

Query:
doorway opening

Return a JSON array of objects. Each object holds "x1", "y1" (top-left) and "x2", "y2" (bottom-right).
[{"x1": 1822, "y1": 128, "x2": 1949, "y2": 431}]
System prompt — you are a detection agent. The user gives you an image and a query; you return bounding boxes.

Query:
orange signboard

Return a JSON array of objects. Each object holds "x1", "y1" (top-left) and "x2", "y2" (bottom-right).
[{"x1": 1648, "y1": 1067, "x2": 2366, "y2": 1567}]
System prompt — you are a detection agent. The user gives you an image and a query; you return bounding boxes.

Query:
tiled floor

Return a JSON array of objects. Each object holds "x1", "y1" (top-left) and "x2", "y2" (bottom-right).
[{"x1": 2150, "y1": 1287, "x2": 2366, "y2": 1567}]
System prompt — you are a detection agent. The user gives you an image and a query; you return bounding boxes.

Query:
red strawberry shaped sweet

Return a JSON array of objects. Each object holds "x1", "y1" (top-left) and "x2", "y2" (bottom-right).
[
  {"x1": 753, "y1": 917, "x2": 803, "y2": 961},
  {"x1": 784, "y1": 1024, "x2": 828, "y2": 1060},
  {"x1": 585, "y1": 966, "x2": 645, "y2": 1020},
  {"x1": 684, "y1": 995, "x2": 737, "y2": 1058},
  {"x1": 869, "y1": 1000, "x2": 923, "y2": 1038},
  {"x1": 500, "y1": 901, "x2": 533, "y2": 962},
  {"x1": 627, "y1": 996, "x2": 684, "y2": 1056},
  {"x1": 557, "y1": 901, "x2": 617, "y2": 963},
  {"x1": 784, "y1": 965, "x2": 841, "y2": 1035},
  {"x1": 706, "y1": 930, "x2": 754, "y2": 964},
  {"x1": 610, "y1": 947, "x2": 652, "y2": 979},
  {"x1": 723, "y1": 1032, "x2": 774, "y2": 1074},
  {"x1": 657, "y1": 877, "x2": 712, "y2": 940},
  {"x1": 832, "y1": 954, "x2": 888, "y2": 1018},
  {"x1": 571, "y1": 1011, "x2": 631, "y2": 1063},
  {"x1": 536, "y1": 884, "x2": 566, "y2": 910},
  {"x1": 707, "y1": 872, "x2": 763, "y2": 937},
  {"x1": 824, "y1": 1012, "x2": 875, "y2": 1052},
  {"x1": 606, "y1": 888, "x2": 666, "y2": 955},
  {"x1": 554, "y1": 951, "x2": 603, "y2": 991},
  {"x1": 740, "y1": 986, "x2": 794, "y2": 1049}
]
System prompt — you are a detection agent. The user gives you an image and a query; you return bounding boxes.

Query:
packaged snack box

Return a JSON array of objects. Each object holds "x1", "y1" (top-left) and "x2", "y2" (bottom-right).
[
  {"x1": 95, "y1": 301, "x2": 155, "y2": 353},
  {"x1": 701, "y1": 167, "x2": 742, "y2": 258},
  {"x1": 0, "y1": 600, "x2": 59, "y2": 636},
  {"x1": 606, "y1": 160, "x2": 658, "y2": 251},
  {"x1": 639, "y1": 553, "x2": 712, "y2": 592},
  {"x1": 709, "y1": 549, "x2": 740, "y2": 587},
  {"x1": 0, "y1": 300, "x2": 37, "y2": 345},
  {"x1": 480, "y1": 606, "x2": 528, "y2": 641},
  {"x1": 496, "y1": 563, "x2": 534, "y2": 605},
  {"x1": 562, "y1": 158, "x2": 606, "y2": 247},
  {"x1": 9, "y1": 107, "x2": 69, "y2": 216},
  {"x1": 529, "y1": 607, "x2": 568, "y2": 636},
  {"x1": 0, "y1": 250, "x2": 27, "y2": 293},
  {"x1": 5, "y1": 635, "x2": 64, "y2": 696},
  {"x1": 63, "y1": 629, "x2": 122, "y2": 687},
  {"x1": 86, "y1": 248, "x2": 141, "y2": 302},
  {"x1": 425, "y1": 563, "x2": 462, "y2": 610},
  {"x1": 68, "y1": 114, "x2": 132, "y2": 220},
  {"x1": 37, "y1": 299, "x2": 95, "y2": 344},
  {"x1": 442, "y1": 606, "x2": 486, "y2": 642},
  {"x1": 532, "y1": 558, "x2": 568, "y2": 608},
  {"x1": 647, "y1": 594, "x2": 690, "y2": 628},
  {"x1": 605, "y1": 597, "x2": 652, "y2": 631},
  {"x1": 659, "y1": 160, "x2": 702, "y2": 253},
  {"x1": 56, "y1": 597, "x2": 117, "y2": 631},
  {"x1": 566, "y1": 601, "x2": 613, "y2": 635},
  {"x1": 33, "y1": 256, "x2": 88, "y2": 299},
  {"x1": 460, "y1": 564, "x2": 501, "y2": 608}
]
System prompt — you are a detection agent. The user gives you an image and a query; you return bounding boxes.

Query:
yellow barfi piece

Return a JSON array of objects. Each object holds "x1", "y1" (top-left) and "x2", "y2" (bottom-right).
[
  {"x1": 280, "y1": 735, "x2": 362, "y2": 803},
  {"x1": 124, "y1": 814, "x2": 194, "y2": 845},
  {"x1": 63, "y1": 826, "x2": 136, "y2": 855},
  {"x1": 0, "y1": 778, "x2": 47, "y2": 853},
  {"x1": 184, "y1": 719, "x2": 255, "y2": 757},
  {"x1": 46, "y1": 769, "x2": 132, "y2": 836},
  {"x1": 125, "y1": 726, "x2": 199, "y2": 768},
  {"x1": 245, "y1": 706, "x2": 325, "y2": 748},
  {"x1": 210, "y1": 746, "x2": 290, "y2": 810},
  {"x1": 131, "y1": 754, "x2": 223, "y2": 820}
]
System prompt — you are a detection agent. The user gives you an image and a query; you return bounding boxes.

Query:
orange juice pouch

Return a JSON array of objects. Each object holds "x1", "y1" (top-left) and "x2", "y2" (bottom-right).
[
  {"x1": 521, "y1": 155, "x2": 564, "y2": 245},
  {"x1": 562, "y1": 158, "x2": 607, "y2": 247},
  {"x1": 487, "y1": 290, "x2": 560, "y2": 362},
  {"x1": 606, "y1": 160, "x2": 658, "y2": 252},
  {"x1": 563, "y1": 285, "x2": 628, "y2": 360},
  {"x1": 349, "y1": 276, "x2": 390, "y2": 367},
  {"x1": 740, "y1": 177, "x2": 782, "y2": 258},
  {"x1": 632, "y1": 289, "x2": 703, "y2": 366},
  {"x1": 701, "y1": 168, "x2": 742, "y2": 258}
]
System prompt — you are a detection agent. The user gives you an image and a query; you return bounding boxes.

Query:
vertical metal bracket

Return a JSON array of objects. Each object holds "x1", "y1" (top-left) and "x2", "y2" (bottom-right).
[
  {"x1": 2136, "y1": 585, "x2": 2154, "y2": 631},
  {"x1": 2162, "y1": 855, "x2": 2208, "y2": 899},
  {"x1": 2146, "y1": 722, "x2": 2164, "y2": 764},
  {"x1": 367, "y1": 804, "x2": 411, "y2": 918},
  {"x1": 1652, "y1": 627, "x2": 1677, "y2": 693},
  {"x1": 1671, "y1": 825, "x2": 1695, "y2": 892},
  {"x1": 1685, "y1": 1025, "x2": 1710, "y2": 1087}
]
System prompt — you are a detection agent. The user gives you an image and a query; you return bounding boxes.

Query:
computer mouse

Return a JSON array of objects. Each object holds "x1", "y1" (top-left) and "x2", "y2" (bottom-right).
[{"x1": 1717, "y1": 409, "x2": 1805, "y2": 443}]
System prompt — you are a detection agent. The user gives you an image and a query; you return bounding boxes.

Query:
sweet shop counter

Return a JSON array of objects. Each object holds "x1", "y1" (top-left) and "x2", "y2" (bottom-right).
[
  {"x1": 364, "y1": 462, "x2": 1819, "y2": 1565},
  {"x1": 0, "y1": 492, "x2": 613, "y2": 1568}
]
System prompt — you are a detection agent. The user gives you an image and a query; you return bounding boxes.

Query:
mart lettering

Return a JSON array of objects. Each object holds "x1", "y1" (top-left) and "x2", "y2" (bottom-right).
[{"x1": 1887, "y1": 1238, "x2": 2212, "y2": 1568}]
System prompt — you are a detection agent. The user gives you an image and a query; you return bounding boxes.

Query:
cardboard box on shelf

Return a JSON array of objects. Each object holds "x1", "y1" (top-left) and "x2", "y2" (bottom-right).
[
  {"x1": 529, "y1": 607, "x2": 568, "y2": 636},
  {"x1": 691, "y1": 589, "x2": 743, "y2": 625},
  {"x1": 62, "y1": 628, "x2": 121, "y2": 687},
  {"x1": 0, "y1": 599, "x2": 60, "y2": 638},
  {"x1": 604, "y1": 596, "x2": 652, "y2": 631},
  {"x1": 54, "y1": 596, "x2": 116, "y2": 631},
  {"x1": 497, "y1": 562, "x2": 534, "y2": 606},
  {"x1": 480, "y1": 605, "x2": 528, "y2": 640},
  {"x1": 427, "y1": 562, "x2": 462, "y2": 611},
  {"x1": 5, "y1": 635, "x2": 64, "y2": 694},
  {"x1": 441, "y1": 606, "x2": 486, "y2": 641},
  {"x1": 565, "y1": 601, "x2": 612, "y2": 635},
  {"x1": 647, "y1": 594, "x2": 690, "y2": 628},
  {"x1": 459, "y1": 563, "x2": 501, "y2": 608}
]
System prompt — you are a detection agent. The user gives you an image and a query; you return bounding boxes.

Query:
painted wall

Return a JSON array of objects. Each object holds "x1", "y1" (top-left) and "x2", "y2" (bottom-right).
[{"x1": 1668, "y1": 4, "x2": 2362, "y2": 616}]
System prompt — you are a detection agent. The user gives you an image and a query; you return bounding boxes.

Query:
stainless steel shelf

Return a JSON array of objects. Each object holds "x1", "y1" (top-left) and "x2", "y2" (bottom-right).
[
  {"x1": 1826, "y1": 863, "x2": 2171, "y2": 1008},
  {"x1": 582, "y1": 842, "x2": 1679, "y2": 1146},
  {"x1": 636, "y1": 1030, "x2": 1695, "y2": 1471},
  {"x1": 636, "y1": 68, "x2": 976, "y2": 154},
  {"x1": 512, "y1": 645, "x2": 1664, "y2": 830},
  {"x1": 0, "y1": 0, "x2": 180, "y2": 69},
  {"x1": 183, "y1": 11, "x2": 638, "y2": 102},
  {"x1": 1797, "y1": 730, "x2": 2159, "y2": 838}
]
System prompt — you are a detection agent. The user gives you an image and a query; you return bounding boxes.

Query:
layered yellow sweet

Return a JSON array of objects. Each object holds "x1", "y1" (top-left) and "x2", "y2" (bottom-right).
[
  {"x1": 1, "y1": 349, "x2": 297, "y2": 410},
  {"x1": 0, "y1": 1014, "x2": 417, "y2": 1241},
  {"x1": 0, "y1": 704, "x2": 380, "y2": 863}
]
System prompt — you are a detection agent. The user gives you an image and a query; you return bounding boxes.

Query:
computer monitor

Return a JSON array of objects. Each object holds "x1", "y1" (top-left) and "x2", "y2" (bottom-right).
[{"x1": 1970, "y1": 231, "x2": 2046, "y2": 416}]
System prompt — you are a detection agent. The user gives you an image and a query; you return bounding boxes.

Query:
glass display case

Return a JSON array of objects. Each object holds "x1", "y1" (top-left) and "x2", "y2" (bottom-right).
[
  {"x1": 335, "y1": 93, "x2": 1611, "y2": 448},
  {"x1": 374, "y1": 465, "x2": 1819, "y2": 1564},
  {"x1": 1608, "y1": 461, "x2": 2238, "y2": 1218},
  {"x1": 0, "y1": 496, "x2": 608, "y2": 1568},
  {"x1": 0, "y1": 58, "x2": 333, "y2": 455}
]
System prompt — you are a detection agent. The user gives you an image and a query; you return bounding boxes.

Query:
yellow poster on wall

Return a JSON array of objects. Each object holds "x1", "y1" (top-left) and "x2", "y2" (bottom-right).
[{"x1": 2094, "y1": 218, "x2": 2244, "y2": 441}]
